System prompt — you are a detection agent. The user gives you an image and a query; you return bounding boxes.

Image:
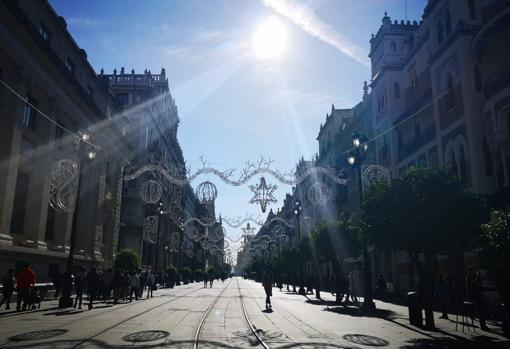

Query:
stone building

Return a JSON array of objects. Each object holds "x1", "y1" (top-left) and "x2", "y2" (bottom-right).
[
  {"x1": 0, "y1": 0, "x2": 132, "y2": 280},
  {"x1": 101, "y1": 67, "x2": 193, "y2": 272},
  {"x1": 367, "y1": 0, "x2": 510, "y2": 295}
]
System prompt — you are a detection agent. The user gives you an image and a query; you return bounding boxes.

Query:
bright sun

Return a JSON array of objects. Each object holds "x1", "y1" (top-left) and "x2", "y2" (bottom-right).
[{"x1": 253, "y1": 17, "x2": 287, "y2": 59}]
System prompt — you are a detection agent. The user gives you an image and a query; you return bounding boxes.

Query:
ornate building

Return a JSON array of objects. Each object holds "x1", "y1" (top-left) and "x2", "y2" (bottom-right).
[
  {"x1": 368, "y1": 0, "x2": 510, "y2": 295},
  {"x1": 0, "y1": 0, "x2": 132, "y2": 279}
]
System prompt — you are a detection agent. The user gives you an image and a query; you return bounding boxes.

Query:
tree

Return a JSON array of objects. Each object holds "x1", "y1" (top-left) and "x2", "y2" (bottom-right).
[
  {"x1": 181, "y1": 267, "x2": 192, "y2": 283},
  {"x1": 114, "y1": 249, "x2": 140, "y2": 272},
  {"x1": 477, "y1": 210, "x2": 510, "y2": 335},
  {"x1": 361, "y1": 168, "x2": 488, "y2": 329},
  {"x1": 310, "y1": 219, "x2": 361, "y2": 303}
]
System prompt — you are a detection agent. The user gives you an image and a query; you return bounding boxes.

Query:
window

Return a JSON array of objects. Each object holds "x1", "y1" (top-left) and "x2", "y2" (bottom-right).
[
  {"x1": 10, "y1": 171, "x2": 29, "y2": 235},
  {"x1": 22, "y1": 94, "x2": 37, "y2": 130},
  {"x1": 446, "y1": 73, "x2": 455, "y2": 109},
  {"x1": 45, "y1": 204, "x2": 55, "y2": 241},
  {"x1": 65, "y1": 58, "x2": 75, "y2": 74},
  {"x1": 468, "y1": 0, "x2": 477, "y2": 19},
  {"x1": 55, "y1": 121, "x2": 64, "y2": 149},
  {"x1": 390, "y1": 41, "x2": 396, "y2": 52},
  {"x1": 394, "y1": 82, "x2": 400, "y2": 98},
  {"x1": 87, "y1": 85, "x2": 93, "y2": 98},
  {"x1": 474, "y1": 65, "x2": 481, "y2": 92},
  {"x1": 482, "y1": 137, "x2": 493, "y2": 176},
  {"x1": 115, "y1": 93, "x2": 128, "y2": 106},
  {"x1": 445, "y1": 11, "x2": 452, "y2": 35},
  {"x1": 437, "y1": 20, "x2": 444, "y2": 44},
  {"x1": 39, "y1": 23, "x2": 51, "y2": 43}
]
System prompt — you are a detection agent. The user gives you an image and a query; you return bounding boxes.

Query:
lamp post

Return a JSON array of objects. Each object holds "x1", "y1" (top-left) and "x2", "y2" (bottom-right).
[
  {"x1": 153, "y1": 201, "x2": 164, "y2": 273},
  {"x1": 59, "y1": 130, "x2": 96, "y2": 308},
  {"x1": 348, "y1": 132, "x2": 376, "y2": 311},
  {"x1": 294, "y1": 200, "x2": 306, "y2": 295}
]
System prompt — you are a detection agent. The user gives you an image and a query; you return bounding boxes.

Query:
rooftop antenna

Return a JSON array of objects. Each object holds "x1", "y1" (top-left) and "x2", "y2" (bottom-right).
[{"x1": 405, "y1": 0, "x2": 408, "y2": 20}]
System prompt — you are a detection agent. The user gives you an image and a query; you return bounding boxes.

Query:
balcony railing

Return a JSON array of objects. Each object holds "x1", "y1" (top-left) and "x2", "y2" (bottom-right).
[
  {"x1": 398, "y1": 125, "x2": 436, "y2": 162},
  {"x1": 484, "y1": 60, "x2": 510, "y2": 102}
]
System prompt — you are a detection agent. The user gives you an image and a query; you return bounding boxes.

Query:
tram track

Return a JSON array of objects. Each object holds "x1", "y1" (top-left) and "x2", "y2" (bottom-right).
[
  {"x1": 192, "y1": 279, "x2": 233, "y2": 349},
  {"x1": 0, "y1": 283, "x2": 205, "y2": 348},
  {"x1": 236, "y1": 277, "x2": 270, "y2": 349}
]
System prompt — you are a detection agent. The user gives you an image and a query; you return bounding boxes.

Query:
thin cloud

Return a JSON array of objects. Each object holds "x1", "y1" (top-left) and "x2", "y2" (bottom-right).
[
  {"x1": 66, "y1": 17, "x2": 102, "y2": 28},
  {"x1": 260, "y1": 0, "x2": 370, "y2": 67}
]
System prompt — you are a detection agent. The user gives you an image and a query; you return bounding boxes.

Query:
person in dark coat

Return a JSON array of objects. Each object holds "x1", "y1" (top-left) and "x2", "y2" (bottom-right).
[
  {"x1": 472, "y1": 271, "x2": 488, "y2": 331},
  {"x1": 262, "y1": 270, "x2": 273, "y2": 309},
  {"x1": 0, "y1": 269, "x2": 15, "y2": 310},
  {"x1": 86, "y1": 267, "x2": 100, "y2": 310},
  {"x1": 73, "y1": 267, "x2": 85, "y2": 309}
]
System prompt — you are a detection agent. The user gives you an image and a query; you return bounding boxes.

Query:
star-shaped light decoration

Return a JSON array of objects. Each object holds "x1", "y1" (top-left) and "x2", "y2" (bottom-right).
[{"x1": 249, "y1": 177, "x2": 277, "y2": 213}]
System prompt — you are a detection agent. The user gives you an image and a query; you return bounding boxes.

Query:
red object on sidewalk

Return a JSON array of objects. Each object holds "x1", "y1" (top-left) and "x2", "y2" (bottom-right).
[{"x1": 16, "y1": 267, "x2": 35, "y2": 289}]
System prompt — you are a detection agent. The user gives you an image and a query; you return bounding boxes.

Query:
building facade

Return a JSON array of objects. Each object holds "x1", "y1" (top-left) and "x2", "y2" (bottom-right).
[{"x1": 0, "y1": 0, "x2": 132, "y2": 280}]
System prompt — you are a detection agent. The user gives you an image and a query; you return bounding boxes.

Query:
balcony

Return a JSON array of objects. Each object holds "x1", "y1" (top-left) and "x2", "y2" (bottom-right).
[
  {"x1": 398, "y1": 125, "x2": 436, "y2": 162},
  {"x1": 484, "y1": 60, "x2": 510, "y2": 102}
]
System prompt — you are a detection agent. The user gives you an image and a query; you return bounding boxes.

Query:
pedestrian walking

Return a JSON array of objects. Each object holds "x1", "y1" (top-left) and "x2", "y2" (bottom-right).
[
  {"x1": 73, "y1": 267, "x2": 85, "y2": 309},
  {"x1": 435, "y1": 273, "x2": 449, "y2": 319},
  {"x1": 102, "y1": 268, "x2": 112, "y2": 300},
  {"x1": 203, "y1": 275, "x2": 208, "y2": 288},
  {"x1": 209, "y1": 274, "x2": 213, "y2": 288},
  {"x1": 139, "y1": 272, "x2": 146, "y2": 298},
  {"x1": 87, "y1": 267, "x2": 100, "y2": 310},
  {"x1": 146, "y1": 271, "x2": 155, "y2": 298},
  {"x1": 129, "y1": 271, "x2": 140, "y2": 302},
  {"x1": 375, "y1": 273, "x2": 387, "y2": 301},
  {"x1": 0, "y1": 269, "x2": 15, "y2": 310},
  {"x1": 472, "y1": 271, "x2": 489, "y2": 331},
  {"x1": 16, "y1": 263, "x2": 35, "y2": 312},
  {"x1": 262, "y1": 270, "x2": 273, "y2": 310},
  {"x1": 348, "y1": 272, "x2": 359, "y2": 304},
  {"x1": 112, "y1": 270, "x2": 123, "y2": 304}
]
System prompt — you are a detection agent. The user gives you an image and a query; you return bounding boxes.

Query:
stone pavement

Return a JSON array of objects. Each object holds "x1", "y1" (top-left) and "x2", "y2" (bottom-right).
[{"x1": 0, "y1": 278, "x2": 508, "y2": 349}]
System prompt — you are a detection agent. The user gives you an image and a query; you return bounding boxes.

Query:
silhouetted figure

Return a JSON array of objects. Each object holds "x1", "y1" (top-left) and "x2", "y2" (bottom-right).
[
  {"x1": 87, "y1": 267, "x2": 100, "y2": 310},
  {"x1": 435, "y1": 273, "x2": 448, "y2": 319},
  {"x1": 0, "y1": 269, "x2": 15, "y2": 310},
  {"x1": 472, "y1": 271, "x2": 488, "y2": 331},
  {"x1": 73, "y1": 267, "x2": 85, "y2": 309},
  {"x1": 263, "y1": 270, "x2": 273, "y2": 310},
  {"x1": 375, "y1": 273, "x2": 387, "y2": 301},
  {"x1": 16, "y1": 263, "x2": 35, "y2": 311},
  {"x1": 465, "y1": 266, "x2": 475, "y2": 301}
]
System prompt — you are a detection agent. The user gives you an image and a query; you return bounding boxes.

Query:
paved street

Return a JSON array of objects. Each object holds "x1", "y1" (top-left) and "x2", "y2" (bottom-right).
[{"x1": 0, "y1": 278, "x2": 508, "y2": 349}]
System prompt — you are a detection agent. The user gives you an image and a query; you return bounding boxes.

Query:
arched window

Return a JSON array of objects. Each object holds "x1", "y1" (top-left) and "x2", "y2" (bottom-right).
[
  {"x1": 482, "y1": 137, "x2": 493, "y2": 176},
  {"x1": 445, "y1": 11, "x2": 452, "y2": 35},
  {"x1": 447, "y1": 148, "x2": 457, "y2": 175},
  {"x1": 458, "y1": 144, "x2": 468, "y2": 184},
  {"x1": 474, "y1": 65, "x2": 481, "y2": 92},
  {"x1": 390, "y1": 41, "x2": 397, "y2": 52},
  {"x1": 446, "y1": 73, "x2": 455, "y2": 109},
  {"x1": 437, "y1": 20, "x2": 444, "y2": 44}
]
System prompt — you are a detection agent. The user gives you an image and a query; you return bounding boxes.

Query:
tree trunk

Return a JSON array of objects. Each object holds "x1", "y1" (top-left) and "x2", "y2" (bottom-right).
[{"x1": 422, "y1": 252, "x2": 436, "y2": 329}]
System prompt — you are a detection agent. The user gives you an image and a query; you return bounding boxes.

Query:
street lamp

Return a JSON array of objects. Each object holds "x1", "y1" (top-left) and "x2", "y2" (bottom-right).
[
  {"x1": 348, "y1": 131, "x2": 376, "y2": 311},
  {"x1": 293, "y1": 200, "x2": 306, "y2": 295},
  {"x1": 153, "y1": 200, "x2": 164, "y2": 273},
  {"x1": 58, "y1": 129, "x2": 96, "y2": 308}
]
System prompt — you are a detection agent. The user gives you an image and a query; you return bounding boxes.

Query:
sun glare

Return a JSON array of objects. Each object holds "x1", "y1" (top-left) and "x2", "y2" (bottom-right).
[{"x1": 253, "y1": 17, "x2": 287, "y2": 59}]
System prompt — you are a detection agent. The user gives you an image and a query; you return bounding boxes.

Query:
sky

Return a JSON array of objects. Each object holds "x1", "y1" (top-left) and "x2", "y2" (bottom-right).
[{"x1": 50, "y1": 0, "x2": 427, "y2": 256}]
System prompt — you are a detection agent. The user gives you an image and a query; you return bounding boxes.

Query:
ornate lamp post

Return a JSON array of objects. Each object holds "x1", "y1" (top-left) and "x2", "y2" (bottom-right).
[
  {"x1": 153, "y1": 200, "x2": 164, "y2": 273},
  {"x1": 348, "y1": 132, "x2": 376, "y2": 311},
  {"x1": 59, "y1": 130, "x2": 96, "y2": 308},
  {"x1": 294, "y1": 200, "x2": 306, "y2": 295}
]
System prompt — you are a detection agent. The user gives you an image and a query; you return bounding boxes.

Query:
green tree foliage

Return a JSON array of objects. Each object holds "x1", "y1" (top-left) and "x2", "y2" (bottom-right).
[
  {"x1": 181, "y1": 267, "x2": 192, "y2": 282},
  {"x1": 361, "y1": 168, "x2": 488, "y2": 329},
  {"x1": 114, "y1": 249, "x2": 140, "y2": 272},
  {"x1": 478, "y1": 210, "x2": 510, "y2": 335}
]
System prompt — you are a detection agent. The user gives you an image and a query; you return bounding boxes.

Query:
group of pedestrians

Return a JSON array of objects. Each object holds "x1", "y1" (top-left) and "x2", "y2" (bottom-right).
[
  {"x1": 0, "y1": 263, "x2": 36, "y2": 312},
  {"x1": 0, "y1": 264, "x2": 161, "y2": 312},
  {"x1": 434, "y1": 267, "x2": 489, "y2": 330}
]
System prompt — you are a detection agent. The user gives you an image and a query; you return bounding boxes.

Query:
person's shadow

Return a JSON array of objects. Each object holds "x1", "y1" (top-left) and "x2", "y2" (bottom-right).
[{"x1": 262, "y1": 308, "x2": 273, "y2": 313}]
